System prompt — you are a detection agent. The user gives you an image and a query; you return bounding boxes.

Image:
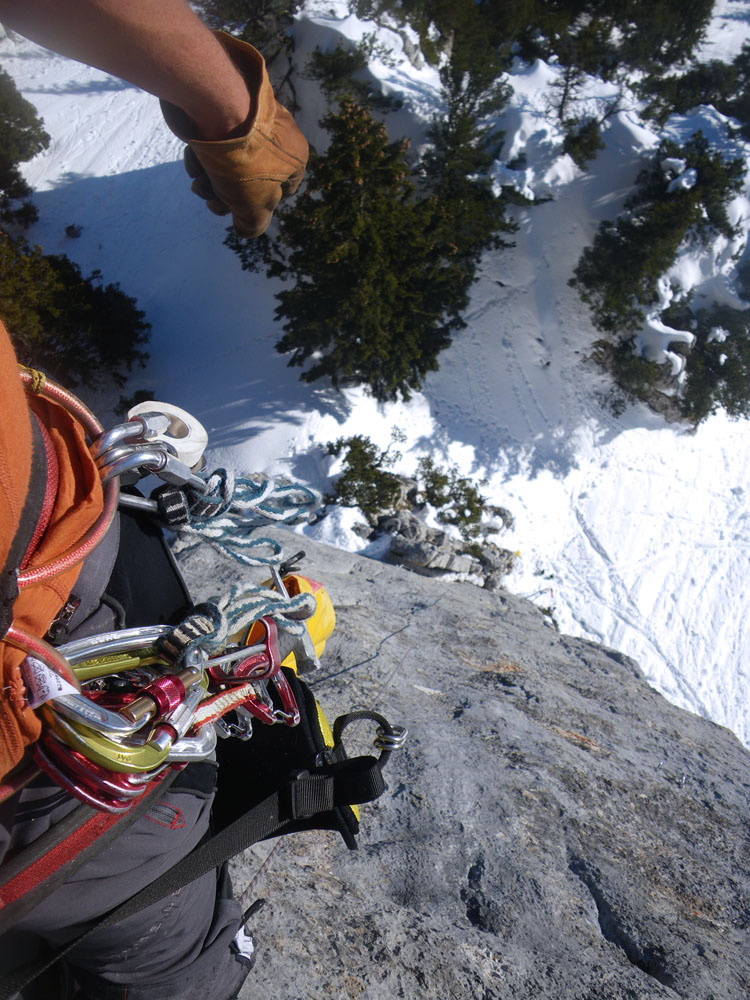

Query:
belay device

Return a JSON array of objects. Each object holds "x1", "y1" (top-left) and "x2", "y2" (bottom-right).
[{"x1": 0, "y1": 371, "x2": 406, "y2": 991}]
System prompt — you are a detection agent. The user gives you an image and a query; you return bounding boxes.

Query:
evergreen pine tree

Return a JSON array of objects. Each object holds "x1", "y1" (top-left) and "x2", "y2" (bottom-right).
[
  {"x1": 195, "y1": 0, "x2": 300, "y2": 60},
  {"x1": 267, "y1": 99, "x2": 468, "y2": 401},
  {"x1": 419, "y1": 59, "x2": 516, "y2": 274},
  {"x1": 562, "y1": 118, "x2": 605, "y2": 168},
  {"x1": 610, "y1": 0, "x2": 714, "y2": 73},
  {"x1": 306, "y1": 40, "x2": 401, "y2": 112},
  {"x1": 642, "y1": 60, "x2": 740, "y2": 127},
  {"x1": 325, "y1": 434, "x2": 403, "y2": 517},
  {"x1": 669, "y1": 303, "x2": 750, "y2": 424},
  {"x1": 0, "y1": 69, "x2": 149, "y2": 392},
  {"x1": 0, "y1": 67, "x2": 49, "y2": 229},
  {"x1": 348, "y1": 0, "x2": 714, "y2": 76},
  {"x1": 642, "y1": 42, "x2": 750, "y2": 139}
]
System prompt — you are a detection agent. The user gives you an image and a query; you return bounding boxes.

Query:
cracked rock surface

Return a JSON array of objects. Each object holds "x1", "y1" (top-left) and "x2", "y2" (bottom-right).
[{"x1": 178, "y1": 528, "x2": 750, "y2": 1000}]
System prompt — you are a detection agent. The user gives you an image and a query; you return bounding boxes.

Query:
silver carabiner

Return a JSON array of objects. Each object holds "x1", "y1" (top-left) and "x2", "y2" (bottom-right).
[
  {"x1": 92, "y1": 413, "x2": 172, "y2": 460},
  {"x1": 168, "y1": 725, "x2": 217, "y2": 761},
  {"x1": 95, "y1": 440, "x2": 175, "y2": 472},
  {"x1": 374, "y1": 725, "x2": 408, "y2": 752},
  {"x1": 51, "y1": 693, "x2": 147, "y2": 737},
  {"x1": 59, "y1": 625, "x2": 173, "y2": 664},
  {"x1": 90, "y1": 418, "x2": 149, "y2": 460},
  {"x1": 99, "y1": 446, "x2": 207, "y2": 493},
  {"x1": 206, "y1": 643, "x2": 268, "y2": 672},
  {"x1": 51, "y1": 627, "x2": 202, "y2": 736},
  {"x1": 98, "y1": 446, "x2": 175, "y2": 484},
  {"x1": 215, "y1": 714, "x2": 253, "y2": 741},
  {"x1": 165, "y1": 680, "x2": 206, "y2": 738}
]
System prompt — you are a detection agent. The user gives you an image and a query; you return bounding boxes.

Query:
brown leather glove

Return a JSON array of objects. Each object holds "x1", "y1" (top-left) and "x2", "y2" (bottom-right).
[{"x1": 161, "y1": 32, "x2": 308, "y2": 238}]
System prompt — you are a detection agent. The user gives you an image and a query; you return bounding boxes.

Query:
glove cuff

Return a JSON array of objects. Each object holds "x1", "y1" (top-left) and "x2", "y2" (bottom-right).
[
  {"x1": 160, "y1": 31, "x2": 274, "y2": 145},
  {"x1": 160, "y1": 31, "x2": 308, "y2": 237}
]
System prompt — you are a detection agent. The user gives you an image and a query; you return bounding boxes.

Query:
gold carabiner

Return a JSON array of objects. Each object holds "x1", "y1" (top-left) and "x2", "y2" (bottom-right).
[
  {"x1": 41, "y1": 708, "x2": 170, "y2": 774},
  {"x1": 73, "y1": 646, "x2": 166, "y2": 683}
]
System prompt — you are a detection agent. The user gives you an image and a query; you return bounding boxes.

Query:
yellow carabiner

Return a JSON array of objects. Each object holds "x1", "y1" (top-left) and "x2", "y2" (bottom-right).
[
  {"x1": 73, "y1": 646, "x2": 166, "y2": 683},
  {"x1": 41, "y1": 708, "x2": 170, "y2": 773}
]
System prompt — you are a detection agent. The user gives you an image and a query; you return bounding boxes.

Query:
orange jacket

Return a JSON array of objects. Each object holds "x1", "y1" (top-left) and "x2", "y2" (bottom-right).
[{"x1": 0, "y1": 321, "x2": 103, "y2": 779}]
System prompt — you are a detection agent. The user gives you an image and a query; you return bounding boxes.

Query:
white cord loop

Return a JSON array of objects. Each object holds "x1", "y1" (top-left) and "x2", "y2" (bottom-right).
[
  {"x1": 201, "y1": 584, "x2": 317, "y2": 653},
  {"x1": 169, "y1": 470, "x2": 322, "y2": 571}
]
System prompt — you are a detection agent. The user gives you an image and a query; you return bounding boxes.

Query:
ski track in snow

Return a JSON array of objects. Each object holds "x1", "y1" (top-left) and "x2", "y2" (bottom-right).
[
  {"x1": 1, "y1": 2, "x2": 749, "y2": 747},
  {"x1": 570, "y1": 505, "x2": 709, "y2": 717}
]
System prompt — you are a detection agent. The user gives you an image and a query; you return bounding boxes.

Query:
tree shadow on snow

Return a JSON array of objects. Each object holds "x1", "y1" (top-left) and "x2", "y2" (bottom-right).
[
  {"x1": 28, "y1": 163, "x2": 358, "y2": 452},
  {"x1": 22, "y1": 76, "x2": 137, "y2": 96}
]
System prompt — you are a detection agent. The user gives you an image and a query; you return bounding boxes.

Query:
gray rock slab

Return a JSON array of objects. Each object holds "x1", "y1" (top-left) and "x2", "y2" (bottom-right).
[{"x1": 177, "y1": 527, "x2": 750, "y2": 1000}]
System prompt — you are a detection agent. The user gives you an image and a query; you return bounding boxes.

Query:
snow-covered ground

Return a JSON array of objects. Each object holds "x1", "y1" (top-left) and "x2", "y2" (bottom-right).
[{"x1": 2, "y1": 1, "x2": 748, "y2": 746}]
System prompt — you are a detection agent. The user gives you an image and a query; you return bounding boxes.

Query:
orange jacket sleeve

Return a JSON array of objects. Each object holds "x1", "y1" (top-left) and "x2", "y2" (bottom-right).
[{"x1": 0, "y1": 322, "x2": 104, "y2": 779}]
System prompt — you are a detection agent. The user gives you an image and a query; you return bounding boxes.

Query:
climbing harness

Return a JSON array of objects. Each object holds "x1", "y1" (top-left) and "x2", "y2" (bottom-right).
[
  {"x1": 0, "y1": 372, "x2": 408, "y2": 1000},
  {"x1": 1, "y1": 370, "x2": 406, "y2": 885}
]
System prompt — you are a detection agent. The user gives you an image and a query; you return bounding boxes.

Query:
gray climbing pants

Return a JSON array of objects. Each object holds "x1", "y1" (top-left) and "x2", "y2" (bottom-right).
[{"x1": 0, "y1": 764, "x2": 251, "y2": 1000}]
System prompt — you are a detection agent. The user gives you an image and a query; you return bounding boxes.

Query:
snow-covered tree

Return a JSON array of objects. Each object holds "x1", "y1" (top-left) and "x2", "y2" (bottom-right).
[
  {"x1": 195, "y1": 0, "x2": 300, "y2": 61},
  {"x1": 571, "y1": 133, "x2": 745, "y2": 336},
  {"x1": 671, "y1": 304, "x2": 750, "y2": 424},
  {"x1": 419, "y1": 61, "x2": 516, "y2": 273}
]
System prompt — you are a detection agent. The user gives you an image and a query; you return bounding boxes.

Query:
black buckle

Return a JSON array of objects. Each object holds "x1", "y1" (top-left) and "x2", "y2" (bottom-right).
[{"x1": 286, "y1": 769, "x2": 335, "y2": 820}]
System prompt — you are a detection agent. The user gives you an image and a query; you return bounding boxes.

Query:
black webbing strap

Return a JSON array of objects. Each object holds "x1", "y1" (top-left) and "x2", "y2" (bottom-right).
[{"x1": 0, "y1": 756, "x2": 385, "y2": 1000}]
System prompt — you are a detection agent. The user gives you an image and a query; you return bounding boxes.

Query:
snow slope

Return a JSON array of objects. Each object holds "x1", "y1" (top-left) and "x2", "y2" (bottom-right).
[{"x1": 1, "y1": 0, "x2": 748, "y2": 745}]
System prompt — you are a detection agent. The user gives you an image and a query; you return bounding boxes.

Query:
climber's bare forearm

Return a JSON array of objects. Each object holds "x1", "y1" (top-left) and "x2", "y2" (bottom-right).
[{"x1": 0, "y1": 0, "x2": 251, "y2": 139}]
